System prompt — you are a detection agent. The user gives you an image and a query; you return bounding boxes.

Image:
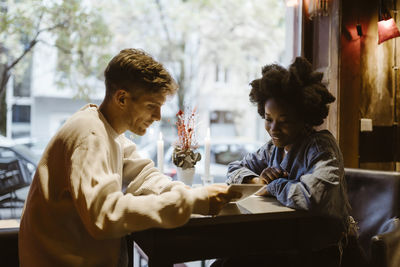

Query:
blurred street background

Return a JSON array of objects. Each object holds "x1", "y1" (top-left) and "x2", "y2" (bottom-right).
[{"x1": 0, "y1": 0, "x2": 297, "y2": 222}]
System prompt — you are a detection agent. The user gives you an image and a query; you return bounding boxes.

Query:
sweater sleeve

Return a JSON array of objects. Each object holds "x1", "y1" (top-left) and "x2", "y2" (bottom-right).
[
  {"x1": 226, "y1": 143, "x2": 270, "y2": 184},
  {"x1": 69, "y1": 133, "x2": 209, "y2": 240},
  {"x1": 121, "y1": 137, "x2": 209, "y2": 214},
  {"x1": 119, "y1": 136, "x2": 180, "y2": 196}
]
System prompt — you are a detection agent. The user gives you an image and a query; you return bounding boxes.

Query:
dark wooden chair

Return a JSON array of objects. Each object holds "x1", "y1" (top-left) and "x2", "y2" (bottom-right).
[{"x1": 0, "y1": 227, "x2": 19, "y2": 267}]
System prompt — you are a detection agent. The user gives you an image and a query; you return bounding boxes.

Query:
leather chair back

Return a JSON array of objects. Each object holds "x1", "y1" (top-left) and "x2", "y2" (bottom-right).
[{"x1": 344, "y1": 168, "x2": 400, "y2": 259}]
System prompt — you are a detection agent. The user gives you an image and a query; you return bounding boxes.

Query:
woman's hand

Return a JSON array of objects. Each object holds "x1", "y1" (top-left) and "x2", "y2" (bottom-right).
[
  {"x1": 259, "y1": 167, "x2": 288, "y2": 184},
  {"x1": 255, "y1": 186, "x2": 270, "y2": 196},
  {"x1": 245, "y1": 167, "x2": 288, "y2": 185},
  {"x1": 246, "y1": 167, "x2": 288, "y2": 197},
  {"x1": 246, "y1": 177, "x2": 268, "y2": 185},
  {"x1": 244, "y1": 168, "x2": 288, "y2": 196}
]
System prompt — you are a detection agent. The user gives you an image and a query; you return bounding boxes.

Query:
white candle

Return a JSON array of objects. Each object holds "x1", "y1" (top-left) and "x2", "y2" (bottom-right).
[
  {"x1": 204, "y1": 128, "x2": 211, "y2": 180},
  {"x1": 157, "y1": 132, "x2": 164, "y2": 173}
]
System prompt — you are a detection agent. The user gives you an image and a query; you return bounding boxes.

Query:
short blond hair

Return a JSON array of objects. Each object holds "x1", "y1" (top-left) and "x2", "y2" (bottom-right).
[{"x1": 104, "y1": 48, "x2": 178, "y2": 98}]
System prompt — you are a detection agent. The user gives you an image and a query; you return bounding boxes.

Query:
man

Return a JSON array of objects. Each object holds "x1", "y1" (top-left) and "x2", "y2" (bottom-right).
[{"x1": 19, "y1": 49, "x2": 238, "y2": 267}]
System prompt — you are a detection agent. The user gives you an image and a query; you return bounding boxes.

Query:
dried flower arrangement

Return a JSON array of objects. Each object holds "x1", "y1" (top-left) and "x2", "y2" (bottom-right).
[{"x1": 172, "y1": 108, "x2": 201, "y2": 169}]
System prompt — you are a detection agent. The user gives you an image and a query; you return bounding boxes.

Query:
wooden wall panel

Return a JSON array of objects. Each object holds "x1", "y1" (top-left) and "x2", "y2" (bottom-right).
[
  {"x1": 339, "y1": 0, "x2": 398, "y2": 170},
  {"x1": 303, "y1": 0, "x2": 397, "y2": 169},
  {"x1": 340, "y1": 0, "x2": 362, "y2": 168},
  {"x1": 359, "y1": 2, "x2": 394, "y2": 126}
]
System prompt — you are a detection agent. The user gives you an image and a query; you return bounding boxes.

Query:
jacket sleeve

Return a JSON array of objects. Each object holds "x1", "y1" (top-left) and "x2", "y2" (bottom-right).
[
  {"x1": 69, "y1": 133, "x2": 209, "y2": 240},
  {"x1": 226, "y1": 143, "x2": 270, "y2": 184},
  {"x1": 266, "y1": 149, "x2": 342, "y2": 212}
]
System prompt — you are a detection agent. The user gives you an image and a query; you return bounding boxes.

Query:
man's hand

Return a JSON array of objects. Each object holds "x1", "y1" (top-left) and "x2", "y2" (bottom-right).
[{"x1": 205, "y1": 184, "x2": 242, "y2": 215}]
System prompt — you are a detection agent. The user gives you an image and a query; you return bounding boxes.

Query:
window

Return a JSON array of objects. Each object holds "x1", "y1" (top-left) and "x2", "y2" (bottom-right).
[
  {"x1": 11, "y1": 105, "x2": 31, "y2": 138},
  {"x1": 12, "y1": 105, "x2": 30, "y2": 123},
  {"x1": 1, "y1": 0, "x2": 303, "y2": 223}
]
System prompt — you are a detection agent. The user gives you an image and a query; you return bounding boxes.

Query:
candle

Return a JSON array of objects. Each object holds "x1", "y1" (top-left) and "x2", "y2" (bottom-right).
[
  {"x1": 157, "y1": 132, "x2": 164, "y2": 173},
  {"x1": 204, "y1": 128, "x2": 211, "y2": 180}
]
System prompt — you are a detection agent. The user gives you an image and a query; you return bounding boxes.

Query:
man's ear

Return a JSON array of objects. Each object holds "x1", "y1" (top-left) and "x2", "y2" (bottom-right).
[{"x1": 114, "y1": 89, "x2": 128, "y2": 109}]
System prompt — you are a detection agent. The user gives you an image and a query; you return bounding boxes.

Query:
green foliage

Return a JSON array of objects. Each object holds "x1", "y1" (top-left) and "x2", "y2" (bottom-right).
[
  {"x1": 0, "y1": 0, "x2": 112, "y2": 100},
  {"x1": 106, "y1": 0, "x2": 286, "y2": 110},
  {"x1": 51, "y1": 1, "x2": 112, "y2": 98}
]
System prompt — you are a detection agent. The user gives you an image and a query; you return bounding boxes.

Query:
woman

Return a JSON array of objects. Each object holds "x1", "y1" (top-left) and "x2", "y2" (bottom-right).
[{"x1": 218, "y1": 57, "x2": 364, "y2": 267}]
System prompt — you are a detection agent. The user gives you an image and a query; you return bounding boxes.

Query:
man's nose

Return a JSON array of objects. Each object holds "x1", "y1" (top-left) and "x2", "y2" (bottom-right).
[{"x1": 152, "y1": 107, "x2": 161, "y2": 121}]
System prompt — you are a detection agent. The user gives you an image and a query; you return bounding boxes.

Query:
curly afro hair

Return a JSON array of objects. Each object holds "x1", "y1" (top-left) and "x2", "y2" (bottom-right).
[{"x1": 249, "y1": 57, "x2": 335, "y2": 127}]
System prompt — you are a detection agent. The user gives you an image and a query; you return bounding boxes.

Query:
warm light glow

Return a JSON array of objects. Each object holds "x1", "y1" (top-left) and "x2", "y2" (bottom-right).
[
  {"x1": 378, "y1": 18, "x2": 400, "y2": 44},
  {"x1": 380, "y1": 19, "x2": 395, "y2": 29},
  {"x1": 305, "y1": 0, "x2": 330, "y2": 18},
  {"x1": 286, "y1": 0, "x2": 298, "y2": 7}
]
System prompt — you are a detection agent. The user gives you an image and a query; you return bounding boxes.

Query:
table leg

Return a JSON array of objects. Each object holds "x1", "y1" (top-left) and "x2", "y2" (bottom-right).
[{"x1": 127, "y1": 238, "x2": 133, "y2": 267}]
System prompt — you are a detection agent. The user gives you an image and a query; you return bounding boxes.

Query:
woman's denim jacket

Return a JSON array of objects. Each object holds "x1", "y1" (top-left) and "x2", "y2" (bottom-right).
[{"x1": 227, "y1": 130, "x2": 352, "y2": 231}]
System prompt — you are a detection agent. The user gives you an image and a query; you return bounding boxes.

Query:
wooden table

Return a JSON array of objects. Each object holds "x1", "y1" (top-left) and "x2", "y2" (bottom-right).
[{"x1": 127, "y1": 196, "x2": 343, "y2": 267}]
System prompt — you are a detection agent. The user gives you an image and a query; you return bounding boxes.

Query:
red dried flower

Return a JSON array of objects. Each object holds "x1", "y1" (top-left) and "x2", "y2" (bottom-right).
[{"x1": 172, "y1": 107, "x2": 201, "y2": 168}]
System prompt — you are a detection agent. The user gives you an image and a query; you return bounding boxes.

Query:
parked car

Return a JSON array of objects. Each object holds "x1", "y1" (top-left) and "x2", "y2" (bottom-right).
[
  {"x1": 0, "y1": 136, "x2": 39, "y2": 179},
  {"x1": 163, "y1": 137, "x2": 264, "y2": 184},
  {"x1": 0, "y1": 135, "x2": 40, "y2": 210}
]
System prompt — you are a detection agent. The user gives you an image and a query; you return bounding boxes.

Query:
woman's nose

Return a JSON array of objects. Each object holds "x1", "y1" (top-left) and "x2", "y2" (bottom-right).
[{"x1": 270, "y1": 121, "x2": 278, "y2": 131}]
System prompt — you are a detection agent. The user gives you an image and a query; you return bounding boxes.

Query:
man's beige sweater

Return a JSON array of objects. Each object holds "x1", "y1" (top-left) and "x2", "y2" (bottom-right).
[{"x1": 19, "y1": 104, "x2": 209, "y2": 267}]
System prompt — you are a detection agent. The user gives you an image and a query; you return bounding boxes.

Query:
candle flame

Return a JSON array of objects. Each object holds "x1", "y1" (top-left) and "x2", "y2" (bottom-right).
[{"x1": 159, "y1": 132, "x2": 163, "y2": 140}]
